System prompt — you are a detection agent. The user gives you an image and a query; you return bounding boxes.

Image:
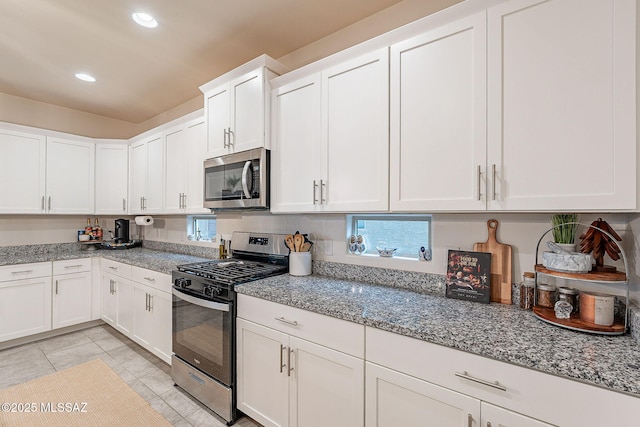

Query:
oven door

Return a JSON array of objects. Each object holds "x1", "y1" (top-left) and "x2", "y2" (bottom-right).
[
  {"x1": 172, "y1": 287, "x2": 233, "y2": 386},
  {"x1": 203, "y1": 148, "x2": 269, "y2": 210}
]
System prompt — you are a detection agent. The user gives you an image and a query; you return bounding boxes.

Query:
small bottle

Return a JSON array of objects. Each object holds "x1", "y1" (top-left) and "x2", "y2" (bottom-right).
[
  {"x1": 537, "y1": 282, "x2": 557, "y2": 309},
  {"x1": 84, "y1": 218, "x2": 93, "y2": 239},
  {"x1": 519, "y1": 272, "x2": 535, "y2": 310},
  {"x1": 94, "y1": 218, "x2": 103, "y2": 241},
  {"x1": 558, "y1": 287, "x2": 579, "y2": 314}
]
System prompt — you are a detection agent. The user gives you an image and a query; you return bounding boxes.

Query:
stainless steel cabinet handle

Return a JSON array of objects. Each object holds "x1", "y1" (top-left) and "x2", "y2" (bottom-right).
[
  {"x1": 223, "y1": 128, "x2": 228, "y2": 148},
  {"x1": 492, "y1": 164, "x2": 497, "y2": 201},
  {"x1": 280, "y1": 344, "x2": 286, "y2": 373},
  {"x1": 227, "y1": 128, "x2": 234, "y2": 147},
  {"x1": 468, "y1": 414, "x2": 473, "y2": 427},
  {"x1": 108, "y1": 266, "x2": 118, "y2": 270},
  {"x1": 41, "y1": 196, "x2": 45, "y2": 211},
  {"x1": 64, "y1": 265, "x2": 83, "y2": 269},
  {"x1": 145, "y1": 293, "x2": 150, "y2": 311},
  {"x1": 11, "y1": 270, "x2": 34, "y2": 275},
  {"x1": 455, "y1": 371, "x2": 506, "y2": 391},
  {"x1": 288, "y1": 348, "x2": 294, "y2": 377},
  {"x1": 55, "y1": 280, "x2": 59, "y2": 295},
  {"x1": 477, "y1": 165, "x2": 482, "y2": 201},
  {"x1": 275, "y1": 317, "x2": 298, "y2": 326},
  {"x1": 140, "y1": 196, "x2": 144, "y2": 210},
  {"x1": 148, "y1": 294, "x2": 153, "y2": 311},
  {"x1": 312, "y1": 180, "x2": 319, "y2": 204},
  {"x1": 487, "y1": 422, "x2": 492, "y2": 427},
  {"x1": 144, "y1": 276, "x2": 155, "y2": 282},
  {"x1": 123, "y1": 198, "x2": 126, "y2": 212},
  {"x1": 320, "y1": 179, "x2": 326, "y2": 204},
  {"x1": 48, "y1": 196, "x2": 51, "y2": 211}
]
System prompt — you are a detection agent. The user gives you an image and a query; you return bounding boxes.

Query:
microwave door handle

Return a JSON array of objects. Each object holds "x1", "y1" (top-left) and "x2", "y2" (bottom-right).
[{"x1": 241, "y1": 160, "x2": 252, "y2": 199}]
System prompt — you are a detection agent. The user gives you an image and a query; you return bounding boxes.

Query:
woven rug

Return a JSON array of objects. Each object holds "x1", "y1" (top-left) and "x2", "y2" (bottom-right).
[{"x1": 0, "y1": 358, "x2": 171, "y2": 426}]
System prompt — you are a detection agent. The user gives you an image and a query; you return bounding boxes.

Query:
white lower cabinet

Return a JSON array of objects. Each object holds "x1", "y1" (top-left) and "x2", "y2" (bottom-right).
[
  {"x1": 236, "y1": 295, "x2": 365, "y2": 427},
  {"x1": 130, "y1": 266, "x2": 172, "y2": 363},
  {"x1": 481, "y1": 402, "x2": 553, "y2": 427},
  {"x1": 0, "y1": 262, "x2": 52, "y2": 342},
  {"x1": 52, "y1": 259, "x2": 92, "y2": 329}
]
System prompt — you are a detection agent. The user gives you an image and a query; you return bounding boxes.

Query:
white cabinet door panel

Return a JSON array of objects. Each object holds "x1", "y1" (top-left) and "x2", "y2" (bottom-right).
[
  {"x1": 481, "y1": 402, "x2": 554, "y2": 427},
  {"x1": 232, "y1": 69, "x2": 264, "y2": 153},
  {"x1": 164, "y1": 126, "x2": 187, "y2": 213},
  {"x1": 0, "y1": 277, "x2": 52, "y2": 341},
  {"x1": 95, "y1": 143, "x2": 128, "y2": 215},
  {"x1": 390, "y1": 13, "x2": 486, "y2": 211},
  {"x1": 46, "y1": 137, "x2": 95, "y2": 214},
  {"x1": 52, "y1": 272, "x2": 92, "y2": 329},
  {"x1": 205, "y1": 85, "x2": 230, "y2": 158}
]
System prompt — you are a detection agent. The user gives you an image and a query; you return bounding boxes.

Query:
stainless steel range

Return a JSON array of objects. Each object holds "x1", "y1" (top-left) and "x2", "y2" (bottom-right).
[
  {"x1": 171, "y1": 232, "x2": 289, "y2": 425},
  {"x1": 171, "y1": 232, "x2": 288, "y2": 425}
]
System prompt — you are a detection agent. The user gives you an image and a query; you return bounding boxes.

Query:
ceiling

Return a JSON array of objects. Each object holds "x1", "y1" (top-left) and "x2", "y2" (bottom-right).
[{"x1": 0, "y1": 0, "x2": 404, "y2": 124}]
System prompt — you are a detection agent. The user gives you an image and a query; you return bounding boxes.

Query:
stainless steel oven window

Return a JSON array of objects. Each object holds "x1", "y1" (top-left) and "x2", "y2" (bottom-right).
[{"x1": 172, "y1": 291, "x2": 233, "y2": 385}]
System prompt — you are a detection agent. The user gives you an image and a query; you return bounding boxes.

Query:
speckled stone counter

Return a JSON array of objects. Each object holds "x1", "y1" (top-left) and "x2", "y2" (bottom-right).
[
  {"x1": 235, "y1": 274, "x2": 640, "y2": 399},
  {"x1": 0, "y1": 242, "x2": 215, "y2": 274}
]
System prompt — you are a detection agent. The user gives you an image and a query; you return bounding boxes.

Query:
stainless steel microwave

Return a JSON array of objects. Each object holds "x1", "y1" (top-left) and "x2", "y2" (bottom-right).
[{"x1": 203, "y1": 148, "x2": 269, "y2": 210}]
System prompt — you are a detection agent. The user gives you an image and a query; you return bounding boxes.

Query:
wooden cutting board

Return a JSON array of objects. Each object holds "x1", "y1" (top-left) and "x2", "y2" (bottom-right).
[{"x1": 473, "y1": 219, "x2": 512, "y2": 304}]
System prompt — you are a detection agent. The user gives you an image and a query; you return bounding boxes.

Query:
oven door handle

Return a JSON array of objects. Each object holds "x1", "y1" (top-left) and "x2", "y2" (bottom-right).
[{"x1": 172, "y1": 288, "x2": 230, "y2": 311}]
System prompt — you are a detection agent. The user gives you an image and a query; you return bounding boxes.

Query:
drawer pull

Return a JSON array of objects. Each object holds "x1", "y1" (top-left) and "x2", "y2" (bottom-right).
[
  {"x1": 144, "y1": 276, "x2": 156, "y2": 282},
  {"x1": 11, "y1": 270, "x2": 34, "y2": 275},
  {"x1": 275, "y1": 317, "x2": 298, "y2": 326},
  {"x1": 455, "y1": 371, "x2": 506, "y2": 392},
  {"x1": 64, "y1": 264, "x2": 83, "y2": 269},
  {"x1": 108, "y1": 266, "x2": 118, "y2": 270}
]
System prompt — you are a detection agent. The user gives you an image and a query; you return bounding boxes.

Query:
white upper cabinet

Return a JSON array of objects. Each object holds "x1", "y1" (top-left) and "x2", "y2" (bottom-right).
[
  {"x1": 46, "y1": 137, "x2": 95, "y2": 214},
  {"x1": 95, "y1": 143, "x2": 128, "y2": 215},
  {"x1": 201, "y1": 55, "x2": 288, "y2": 159},
  {"x1": 164, "y1": 117, "x2": 208, "y2": 213},
  {"x1": 0, "y1": 128, "x2": 46, "y2": 214},
  {"x1": 486, "y1": 0, "x2": 636, "y2": 211},
  {"x1": 271, "y1": 74, "x2": 323, "y2": 213},
  {"x1": 390, "y1": 13, "x2": 487, "y2": 211},
  {"x1": 271, "y1": 49, "x2": 389, "y2": 213},
  {"x1": 129, "y1": 133, "x2": 164, "y2": 214}
]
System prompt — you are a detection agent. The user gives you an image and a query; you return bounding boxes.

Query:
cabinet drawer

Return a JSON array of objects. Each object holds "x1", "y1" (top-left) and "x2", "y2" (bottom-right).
[
  {"x1": 53, "y1": 258, "x2": 91, "y2": 275},
  {"x1": 131, "y1": 266, "x2": 171, "y2": 293},
  {"x1": 237, "y1": 294, "x2": 364, "y2": 358},
  {"x1": 0, "y1": 262, "x2": 51, "y2": 282},
  {"x1": 101, "y1": 259, "x2": 131, "y2": 279},
  {"x1": 366, "y1": 327, "x2": 640, "y2": 427}
]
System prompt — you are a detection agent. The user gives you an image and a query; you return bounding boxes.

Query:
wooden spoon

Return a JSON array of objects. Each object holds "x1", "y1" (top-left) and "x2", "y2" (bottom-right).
[
  {"x1": 300, "y1": 242, "x2": 312, "y2": 252},
  {"x1": 294, "y1": 234, "x2": 304, "y2": 252},
  {"x1": 285, "y1": 235, "x2": 295, "y2": 251}
]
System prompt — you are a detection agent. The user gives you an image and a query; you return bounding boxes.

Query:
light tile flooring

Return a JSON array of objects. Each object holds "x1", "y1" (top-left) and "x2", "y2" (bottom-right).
[{"x1": 0, "y1": 325, "x2": 262, "y2": 427}]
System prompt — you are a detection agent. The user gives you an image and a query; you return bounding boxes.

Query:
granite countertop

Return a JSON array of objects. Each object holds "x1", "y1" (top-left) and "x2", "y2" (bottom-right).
[
  {"x1": 235, "y1": 274, "x2": 640, "y2": 399},
  {"x1": 0, "y1": 245, "x2": 213, "y2": 274}
]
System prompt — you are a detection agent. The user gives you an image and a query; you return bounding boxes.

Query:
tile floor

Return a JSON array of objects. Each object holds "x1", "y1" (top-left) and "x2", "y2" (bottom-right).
[{"x1": 0, "y1": 325, "x2": 262, "y2": 427}]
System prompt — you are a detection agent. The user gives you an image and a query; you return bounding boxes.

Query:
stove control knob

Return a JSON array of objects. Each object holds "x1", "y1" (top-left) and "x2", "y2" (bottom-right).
[
  {"x1": 175, "y1": 278, "x2": 191, "y2": 289},
  {"x1": 205, "y1": 285, "x2": 221, "y2": 297}
]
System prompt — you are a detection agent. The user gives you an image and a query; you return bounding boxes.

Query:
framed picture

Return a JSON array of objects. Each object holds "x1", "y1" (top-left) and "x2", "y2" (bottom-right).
[{"x1": 445, "y1": 250, "x2": 491, "y2": 304}]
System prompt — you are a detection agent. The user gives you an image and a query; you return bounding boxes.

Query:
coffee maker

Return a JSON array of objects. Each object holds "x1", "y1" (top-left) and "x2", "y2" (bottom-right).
[{"x1": 114, "y1": 219, "x2": 130, "y2": 244}]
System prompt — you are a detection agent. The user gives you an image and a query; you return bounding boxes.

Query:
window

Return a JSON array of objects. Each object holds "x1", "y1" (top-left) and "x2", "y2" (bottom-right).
[
  {"x1": 349, "y1": 215, "x2": 432, "y2": 259},
  {"x1": 187, "y1": 215, "x2": 217, "y2": 242}
]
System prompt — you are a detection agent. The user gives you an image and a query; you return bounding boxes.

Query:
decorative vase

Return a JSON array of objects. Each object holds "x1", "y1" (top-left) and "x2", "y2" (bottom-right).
[{"x1": 556, "y1": 243, "x2": 576, "y2": 253}]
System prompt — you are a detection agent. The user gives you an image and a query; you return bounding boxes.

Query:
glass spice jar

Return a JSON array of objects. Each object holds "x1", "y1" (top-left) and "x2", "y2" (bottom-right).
[
  {"x1": 537, "y1": 282, "x2": 557, "y2": 309},
  {"x1": 519, "y1": 272, "x2": 535, "y2": 310},
  {"x1": 557, "y1": 287, "x2": 579, "y2": 314}
]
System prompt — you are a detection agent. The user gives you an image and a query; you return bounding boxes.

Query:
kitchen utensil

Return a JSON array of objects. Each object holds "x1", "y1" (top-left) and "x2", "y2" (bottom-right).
[
  {"x1": 300, "y1": 242, "x2": 312, "y2": 252},
  {"x1": 294, "y1": 233, "x2": 304, "y2": 252},
  {"x1": 285, "y1": 235, "x2": 295, "y2": 251},
  {"x1": 473, "y1": 219, "x2": 512, "y2": 304}
]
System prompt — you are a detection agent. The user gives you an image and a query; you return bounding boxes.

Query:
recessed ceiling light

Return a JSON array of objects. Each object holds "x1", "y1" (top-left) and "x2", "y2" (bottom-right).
[
  {"x1": 132, "y1": 12, "x2": 158, "y2": 28},
  {"x1": 75, "y1": 73, "x2": 96, "y2": 83}
]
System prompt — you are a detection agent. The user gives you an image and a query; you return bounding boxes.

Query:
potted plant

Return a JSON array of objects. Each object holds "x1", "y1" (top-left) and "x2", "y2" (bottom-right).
[{"x1": 551, "y1": 213, "x2": 579, "y2": 252}]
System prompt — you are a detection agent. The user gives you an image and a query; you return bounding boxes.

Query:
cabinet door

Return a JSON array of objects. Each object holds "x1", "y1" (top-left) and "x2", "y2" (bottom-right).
[
  {"x1": 0, "y1": 128, "x2": 46, "y2": 213},
  {"x1": 271, "y1": 74, "x2": 322, "y2": 213},
  {"x1": 487, "y1": 0, "x2": 636, "y2": 210},
  {"x1": 237, "y1": 318, "x2": 289, "y2": 427},
  {"x1": 46, "y1": 137, "x2": 95, "y2": 214},
  {"x1": 132, "y1": 282, "x2": 154, "y2": 348},
  {"x1": 115, "y1": 278, "x2": 133, "y2": 335},
  {"x1": 322, "y1": 48, "x2": 389, "y2": 212},
  {"x1": 390, "y1": 13, "x2": 487, "y2": 211},
  {"x1": 185, "y1": 118, "x2": 208, "y2": 213},
  {"x1": 0, "y1": 277, "x2": 52, "y2": 342},
  {"x1": 101, "y1": 273, "x2": 117, "y2": 326},
  {"x1": 95, "y1": 143, "x2": 128, "y2": 215},
  {"x1": 232, "y1": 69, "x2": 265, "y2": 153},
  {"x1": 365, "y1": 362, "x2": 480, "y2": 427},
  {"x1": 150, "y1": 289, "x2": 172, "y2": 363},
  {"x1": 145, "y1": 134, "x2": 164, "y2": 213},
  {"x1": 481, "y1": 402, "x2": 554, "y2": 427},
  {"x1": 129, "y1": 140, "x2": 147, "y2": 214},
  {"x1": 52, "y1": 272, "x2": 92, "y2": 329},
  {"x1": 164, "y1": 126, "x2": 188, "y2": 213},
  {"x1": 290, "y1": 336, "x2": 364, "y2": 427},
  {"x1": 205, "y1": 84, "x2": 230, "y2": 158}
]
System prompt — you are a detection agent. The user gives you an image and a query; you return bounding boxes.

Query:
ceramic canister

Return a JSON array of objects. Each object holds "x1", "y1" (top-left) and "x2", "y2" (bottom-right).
[{"x1": 579, "y1": 291, "x2": 615, "y2": 326}]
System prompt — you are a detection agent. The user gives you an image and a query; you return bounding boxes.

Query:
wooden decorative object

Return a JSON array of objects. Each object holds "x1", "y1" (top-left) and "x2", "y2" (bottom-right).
[{"x1": 578, "y1": 218, "x2": 622, "y2": 272}]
